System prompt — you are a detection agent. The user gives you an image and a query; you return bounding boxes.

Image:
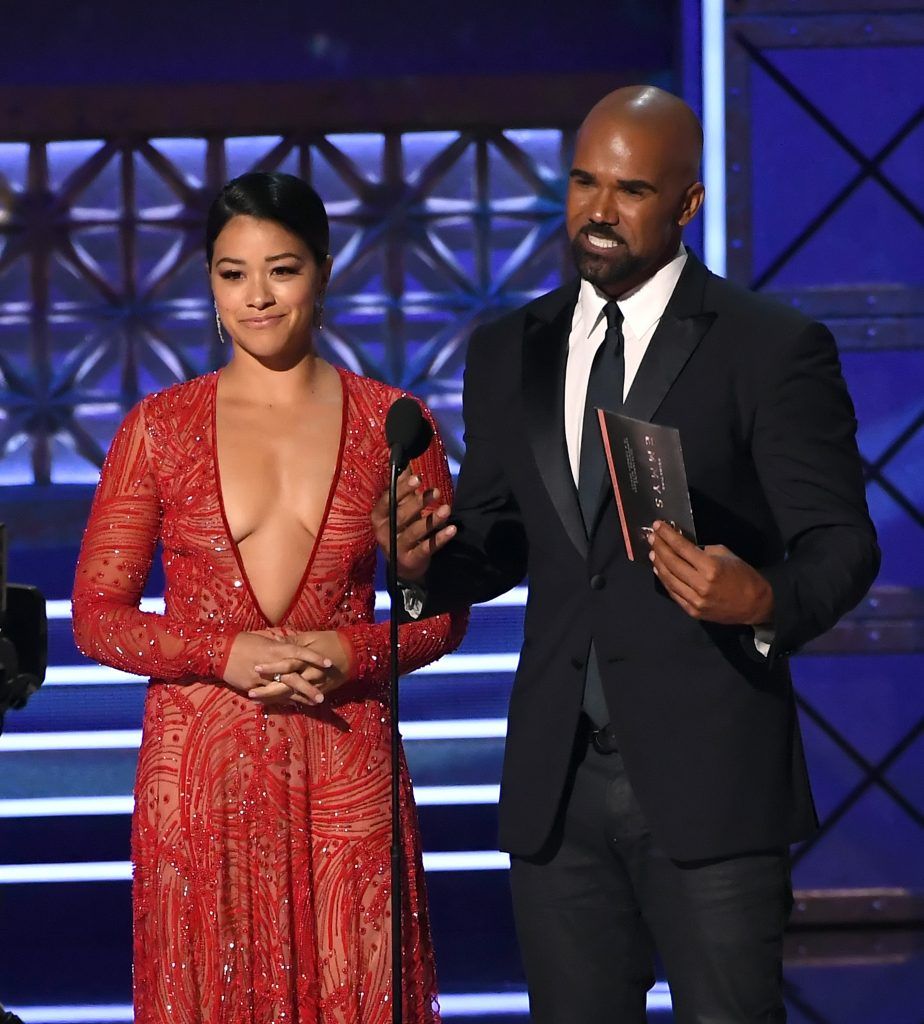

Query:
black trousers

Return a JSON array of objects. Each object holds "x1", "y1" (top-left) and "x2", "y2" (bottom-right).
[{"x1": 509, "y1": 729, "x2": 792, "y2": 1023}]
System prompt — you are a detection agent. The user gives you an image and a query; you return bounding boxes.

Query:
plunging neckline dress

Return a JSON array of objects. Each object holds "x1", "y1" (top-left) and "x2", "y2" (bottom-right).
[{"x1": 73, "y1": 368, "x2": 466, "y2": 1024}]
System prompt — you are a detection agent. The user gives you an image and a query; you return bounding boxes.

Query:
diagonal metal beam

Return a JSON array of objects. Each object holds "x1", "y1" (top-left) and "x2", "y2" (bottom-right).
[
  {"x1": 866, "y1": 409, "x2": 924, "y2": 476},
  {"x1": 735, "y1": 33, "x2": 924, "y2": 227},
  {"x1": 796, "y1": 694, "x2": 924, "y2": 827},
  {"x1": 732, "y1": 33, "x2": 923, "y2": 290},
  {"x1": 751, "y1": 107, "x2": 924, "y2": 290},
  {"x1": 863, "y1": 459, "x2": 924, "y2": 531},
  {"x1": 136, "y1": 140, "x2": 200, "y2": 205},
  {"x1": 792, "y1": 703, "x2": 923, "y2": 867},
  {"x1": 53, "y1": 140, "x2": 119, "y2": 213}
]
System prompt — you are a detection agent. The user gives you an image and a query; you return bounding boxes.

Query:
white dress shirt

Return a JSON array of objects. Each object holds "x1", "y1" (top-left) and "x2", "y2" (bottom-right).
[{"x1": 564, "y1": 246, "x2": 687, "y2": 483}]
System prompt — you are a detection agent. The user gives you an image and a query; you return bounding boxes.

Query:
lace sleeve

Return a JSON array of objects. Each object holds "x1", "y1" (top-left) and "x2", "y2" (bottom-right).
[
  {"x1": 337, "y1": 405, "x2": 468, "y2": 684},
  {"x1": 72, "y1": 402, "x2": 236, "y2": 680}
]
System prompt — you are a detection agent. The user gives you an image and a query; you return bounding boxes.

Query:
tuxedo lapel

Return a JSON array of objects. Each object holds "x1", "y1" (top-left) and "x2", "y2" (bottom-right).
[
  {"x1": 522, "y1": 285, "x2": 587, "y2": 559},
  {"x1": 621, "y1": 312, "x2": 715, "y2": 423},
  {"x1": 588, "y1": 251, "x2": 716, "y2": 532},
  {"x1": 622, "y1": 252, "x2": 716, "y2": 423}
]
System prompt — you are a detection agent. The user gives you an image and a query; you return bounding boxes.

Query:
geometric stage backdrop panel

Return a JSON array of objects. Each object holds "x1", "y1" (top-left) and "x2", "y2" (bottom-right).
[
  {"x1": 724, "y1": 0, "x2": 924, "y2": 905},
  {"x1": 0, "y1": 130, "x2": 572, "y2": 483}
]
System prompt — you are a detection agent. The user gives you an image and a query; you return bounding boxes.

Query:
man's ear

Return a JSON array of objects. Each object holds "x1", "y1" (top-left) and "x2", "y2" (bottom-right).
[{"x1": 678, "y1": 181, "x2": 705, "y2": 227}]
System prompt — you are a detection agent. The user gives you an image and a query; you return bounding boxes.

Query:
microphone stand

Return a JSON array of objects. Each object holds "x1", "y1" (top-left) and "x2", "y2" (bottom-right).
[
  {"x1": 382, "y1": 398, "x2": 432, "y2": 1024},
  {"x1": 387, "y1": 449, "x2": 403, "y2": 1024}
]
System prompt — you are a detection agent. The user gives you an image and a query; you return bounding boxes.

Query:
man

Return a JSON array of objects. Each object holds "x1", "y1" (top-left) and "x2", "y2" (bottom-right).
[{"x1": 373, "y1": 86, "x2": 879, "y2": 1023}]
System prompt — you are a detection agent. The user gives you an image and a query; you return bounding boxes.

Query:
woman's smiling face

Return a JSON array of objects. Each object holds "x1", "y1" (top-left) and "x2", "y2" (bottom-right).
[{"x1": 210, "y1": 214, "x2": 331, "y2": 366}]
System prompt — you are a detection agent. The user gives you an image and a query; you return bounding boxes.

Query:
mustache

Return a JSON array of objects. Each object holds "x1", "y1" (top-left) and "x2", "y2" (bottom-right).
[{"x1": 579, "y1": 224, "x2": 626, "y2": 246}]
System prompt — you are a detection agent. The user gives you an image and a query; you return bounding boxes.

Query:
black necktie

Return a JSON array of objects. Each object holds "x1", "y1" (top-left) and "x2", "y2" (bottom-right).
[
  {"x1": 577, "y1": 302, "x2": 625, "y2": 533},
  {"x1": 578, "y1": 302, "x2": 624, "y2": 728}
]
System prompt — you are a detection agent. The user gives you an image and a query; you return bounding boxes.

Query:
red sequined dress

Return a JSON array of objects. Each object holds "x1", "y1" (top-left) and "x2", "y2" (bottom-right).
[{"x1": 72, "y1": 367, "x2": 466, "y2": 1024}]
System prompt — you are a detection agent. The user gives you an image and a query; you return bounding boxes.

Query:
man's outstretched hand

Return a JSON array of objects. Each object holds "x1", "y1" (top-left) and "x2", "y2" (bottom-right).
[
  {"x1": 371, "y1": 469, "x2": 456, "y2": 582},
  {"x1": 648, "y1": 521, "x2": 774, "y2": 626}
]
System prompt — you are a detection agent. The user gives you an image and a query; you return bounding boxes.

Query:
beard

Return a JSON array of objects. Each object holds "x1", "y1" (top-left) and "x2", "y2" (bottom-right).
[{"x1": 570, "y1": 233, "x2": 646, "y2": 293}]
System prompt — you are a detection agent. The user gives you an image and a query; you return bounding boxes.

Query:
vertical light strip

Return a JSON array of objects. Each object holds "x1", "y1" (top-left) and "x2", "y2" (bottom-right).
[{"x1": 702, "y1": 0, "x2": 727, "y2": 276}]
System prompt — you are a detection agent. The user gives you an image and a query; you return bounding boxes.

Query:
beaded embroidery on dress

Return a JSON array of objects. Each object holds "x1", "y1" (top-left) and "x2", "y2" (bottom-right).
[{"x1": 73, "y1": 368, "x2": 466, "y2": 1024}]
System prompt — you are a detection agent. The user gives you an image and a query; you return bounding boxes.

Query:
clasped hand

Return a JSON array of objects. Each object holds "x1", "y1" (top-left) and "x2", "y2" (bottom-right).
[
  {"x1": 370, "y1": 468, "x2": 456, "y2": 582},
  {"x1": 647, "y1": 521, "x2": 775, "y2": 626},
  {"x1": 222, "y1": 629, "x2": 350, "y2": 708}
]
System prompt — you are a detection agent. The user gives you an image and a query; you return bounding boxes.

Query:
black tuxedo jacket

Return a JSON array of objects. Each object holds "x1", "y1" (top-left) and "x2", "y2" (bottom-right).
[{"x1": 422, "y1": 251, "x2": 879, "y2": 862}]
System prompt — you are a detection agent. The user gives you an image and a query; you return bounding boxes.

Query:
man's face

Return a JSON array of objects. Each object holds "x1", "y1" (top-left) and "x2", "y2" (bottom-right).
[{"x1": 565, "y1": 113, "x2": 701, "y2": 297}]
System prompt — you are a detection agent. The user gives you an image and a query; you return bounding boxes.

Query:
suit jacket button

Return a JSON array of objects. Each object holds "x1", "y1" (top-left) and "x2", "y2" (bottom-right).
[
  {"x1": 570, "y1": 656, "x2": 584, "y2": 670},
  {"x1": 590, "y1": 574, "x2": 606, "y2": 590}
]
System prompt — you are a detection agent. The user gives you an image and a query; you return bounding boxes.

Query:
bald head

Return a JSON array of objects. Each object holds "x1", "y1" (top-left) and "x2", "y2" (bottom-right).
[
  {"x1": 565, "y1": 85, "x2": 705, "y2": 298},
  {"x1": 582, "y1": 86, "x2": 703, "y2": 184}
]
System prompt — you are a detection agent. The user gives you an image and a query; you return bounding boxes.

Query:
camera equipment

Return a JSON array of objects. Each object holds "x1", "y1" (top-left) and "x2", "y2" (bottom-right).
[
  {"x1": 0, "y1": 523, "x2": 47, "y2": 1024},
  {"x1": 0, "y1": 524, "x2": 47, "y2": 736}
]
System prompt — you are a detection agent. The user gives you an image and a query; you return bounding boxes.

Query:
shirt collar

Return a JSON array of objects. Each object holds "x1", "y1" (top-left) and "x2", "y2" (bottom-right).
[{"x1": 578, "y1": 244, "x2": 688, "y2": 339}]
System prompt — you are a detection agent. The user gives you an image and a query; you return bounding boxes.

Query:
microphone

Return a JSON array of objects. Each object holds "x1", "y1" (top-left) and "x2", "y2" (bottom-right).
[{"x1": 385, "y1": 397, "x2": 433, "y2": 472}]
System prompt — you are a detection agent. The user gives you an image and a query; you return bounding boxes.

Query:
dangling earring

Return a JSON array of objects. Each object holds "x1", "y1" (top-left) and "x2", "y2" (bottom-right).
[
  {"x1": 313, "y1": 298, "x2": 325, "y2": 331},
  {"x1": 214, "y1": 302, "x2": 227, "y2": 344}
]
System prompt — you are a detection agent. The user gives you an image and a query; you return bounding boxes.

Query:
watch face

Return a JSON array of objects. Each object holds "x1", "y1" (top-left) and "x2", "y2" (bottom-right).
[{"x1": 399, "y1": 583, "x2": 425, "y2": 620}]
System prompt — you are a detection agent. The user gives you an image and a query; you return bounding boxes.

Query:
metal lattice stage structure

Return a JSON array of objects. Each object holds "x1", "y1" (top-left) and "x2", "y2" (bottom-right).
[{"x1": 0, "y1": 128, "x2": 574, "y2": 483}]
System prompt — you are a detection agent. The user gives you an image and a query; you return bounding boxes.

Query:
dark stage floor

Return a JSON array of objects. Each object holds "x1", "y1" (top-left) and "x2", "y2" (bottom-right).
[{"x1": 3, "y1": 928, "x2": 922, "y2": 1022}]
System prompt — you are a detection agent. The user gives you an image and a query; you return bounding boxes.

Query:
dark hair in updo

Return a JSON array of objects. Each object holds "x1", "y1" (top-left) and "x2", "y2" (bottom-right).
[{"x1": 205, "y1": 171, "x2": 330, "y2": 268}]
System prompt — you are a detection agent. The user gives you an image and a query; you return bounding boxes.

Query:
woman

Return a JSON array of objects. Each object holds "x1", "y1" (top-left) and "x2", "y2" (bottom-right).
[{"x1": 72, "y1": 171, "x2": 466, "y2": 1024}]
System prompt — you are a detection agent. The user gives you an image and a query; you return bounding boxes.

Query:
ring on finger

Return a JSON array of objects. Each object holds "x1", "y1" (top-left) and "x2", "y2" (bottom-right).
[{"x1": 272, "y1": 672, "x2": 283, "y2": 683}]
